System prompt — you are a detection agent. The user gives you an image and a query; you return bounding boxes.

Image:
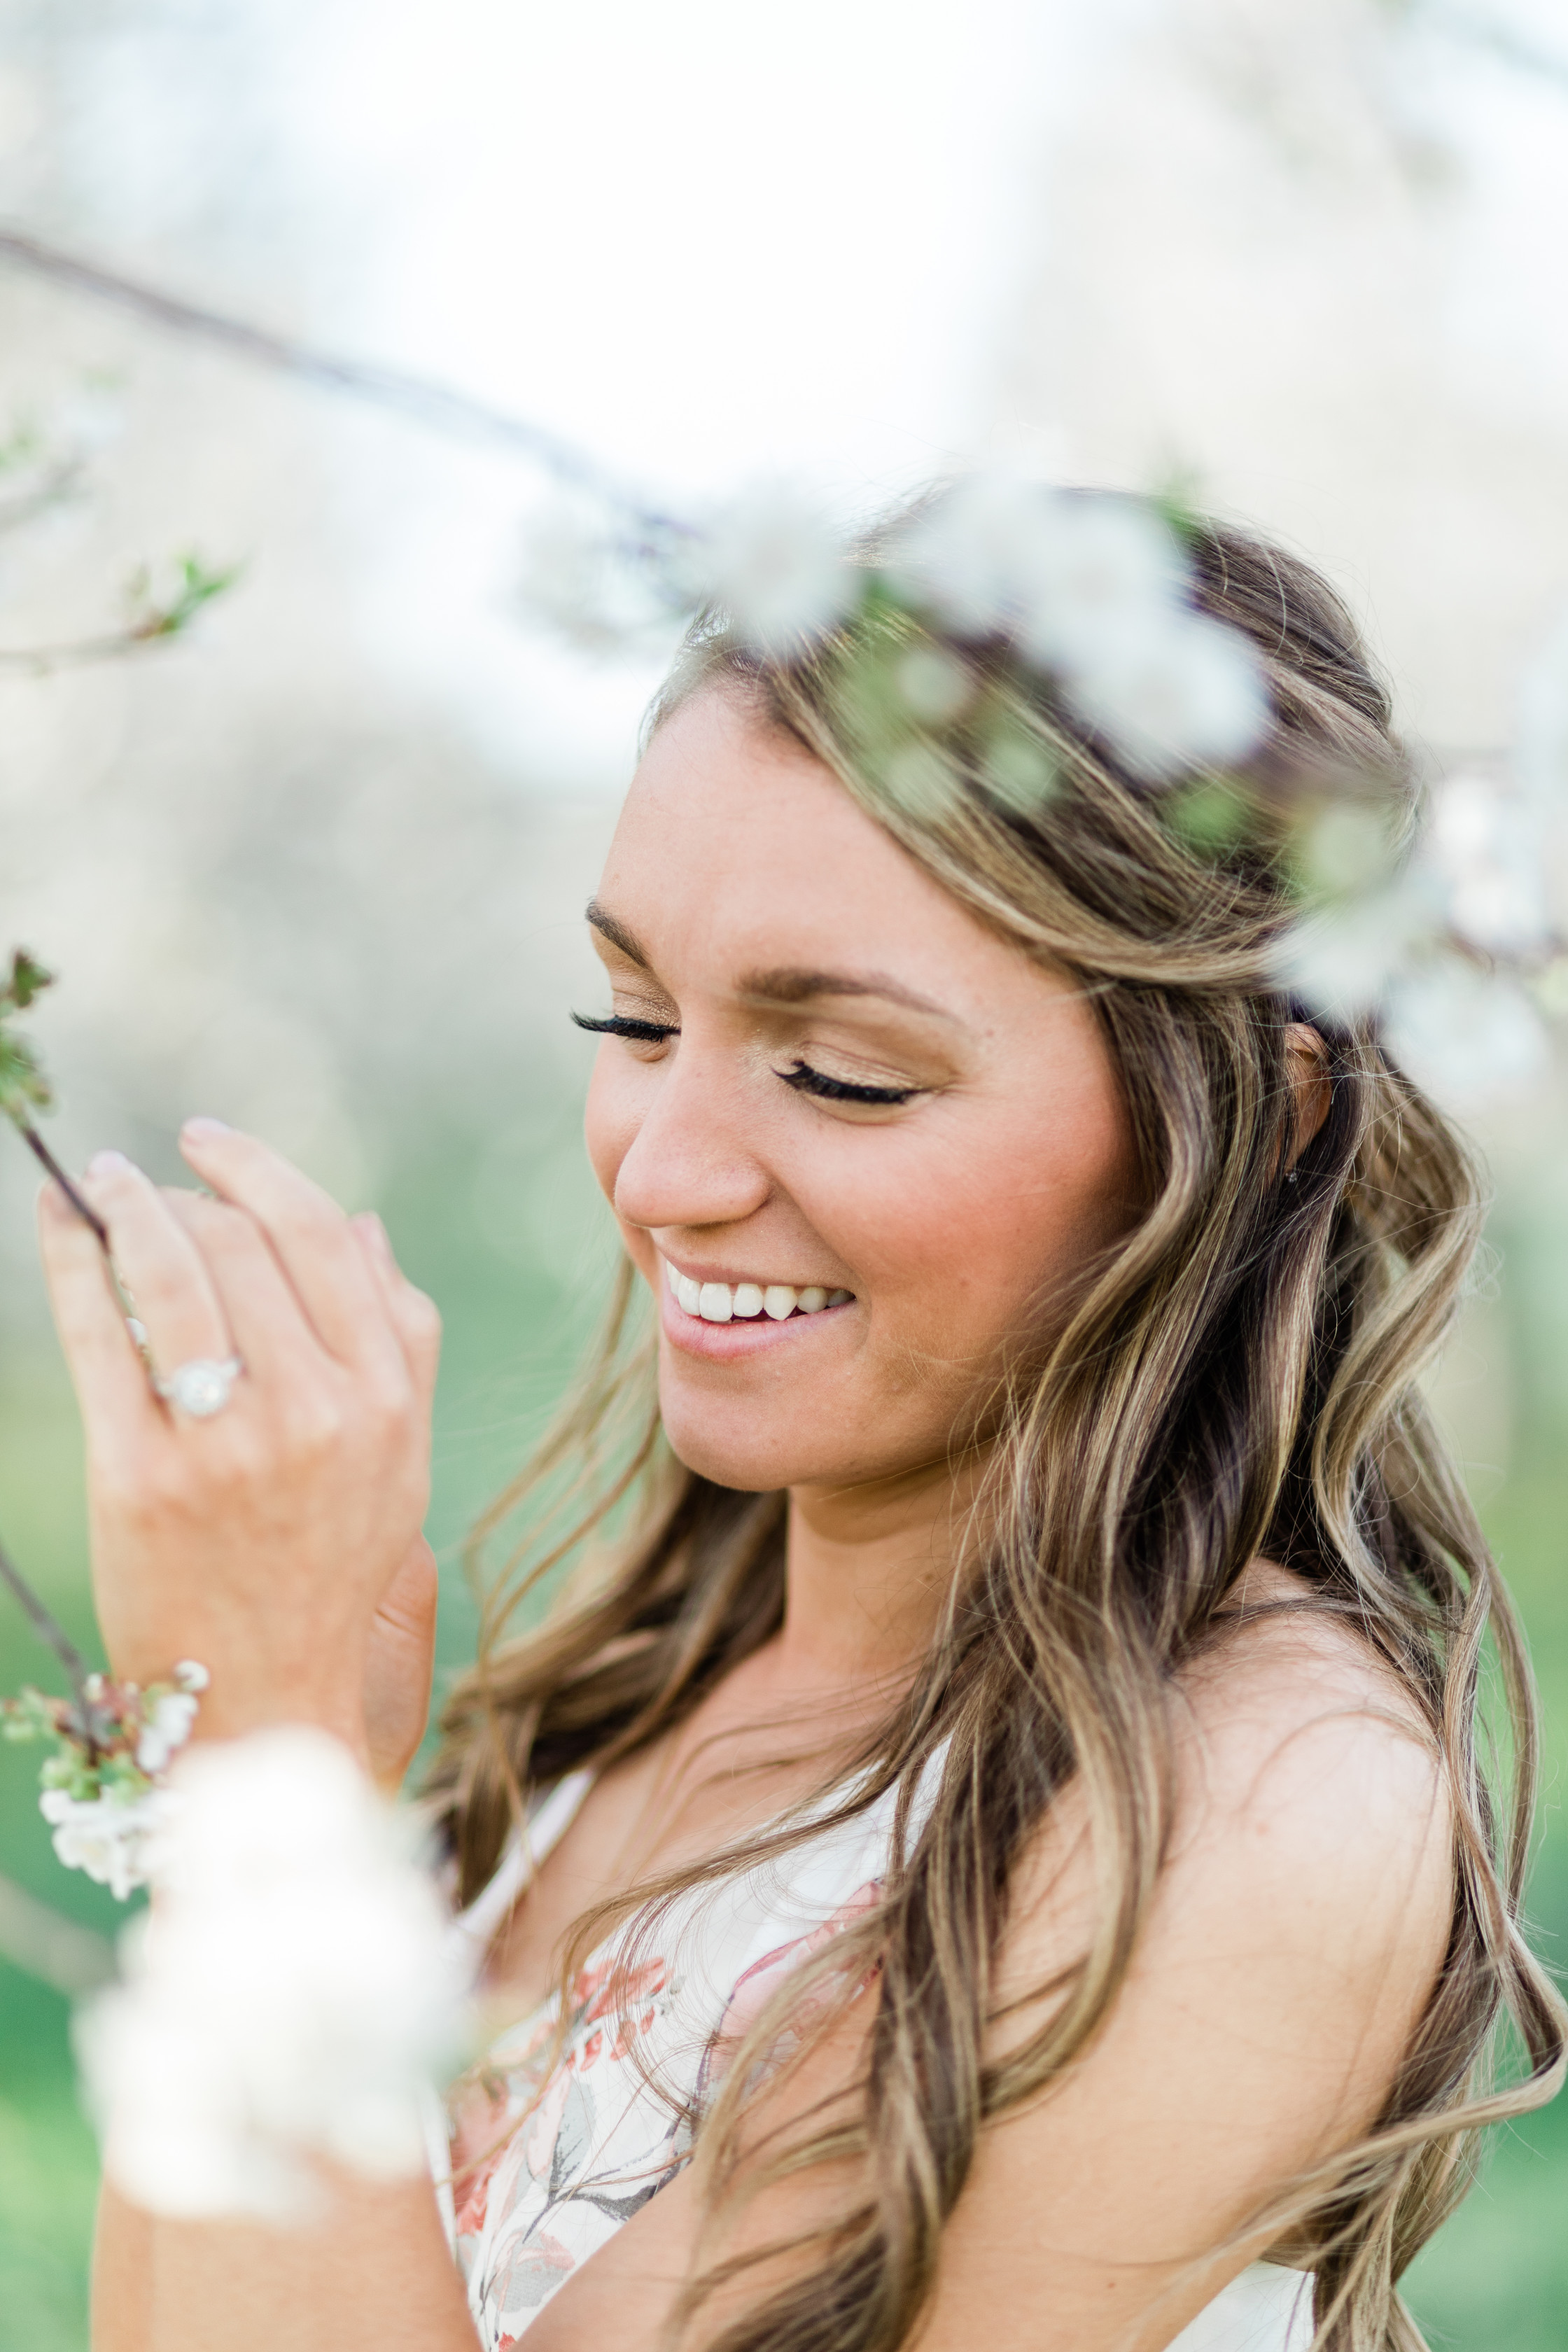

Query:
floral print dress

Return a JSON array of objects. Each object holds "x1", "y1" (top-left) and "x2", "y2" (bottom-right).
[{"x1": 433, "y1": 1770, "x2": 1316, "y2": 2352}]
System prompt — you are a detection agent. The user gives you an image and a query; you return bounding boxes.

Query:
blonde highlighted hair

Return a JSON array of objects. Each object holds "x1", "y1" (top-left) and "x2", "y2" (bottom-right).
[{"x1": 429, "y1": 498, "x2": 1567, "y2": 2351}]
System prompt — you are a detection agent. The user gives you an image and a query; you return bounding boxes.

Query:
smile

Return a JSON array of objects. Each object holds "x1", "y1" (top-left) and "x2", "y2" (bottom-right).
[{"x1": 661, "y1": 1257, "x2": 854, "y2": 1324}]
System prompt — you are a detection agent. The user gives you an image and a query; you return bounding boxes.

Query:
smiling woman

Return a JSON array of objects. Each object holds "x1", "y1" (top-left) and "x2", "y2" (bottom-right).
[{"x1": 42, "y1": 492, "x2": 1567, "y2": 2352}]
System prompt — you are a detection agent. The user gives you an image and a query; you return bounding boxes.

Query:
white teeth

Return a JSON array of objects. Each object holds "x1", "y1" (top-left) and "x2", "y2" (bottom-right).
[{"x1": 661, "y1": 1259, "x2": 853, "y2": 1322}]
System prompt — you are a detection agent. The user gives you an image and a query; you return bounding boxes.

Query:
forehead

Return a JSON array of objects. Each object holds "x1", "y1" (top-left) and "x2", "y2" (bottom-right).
[{"x1": 599, "y1": 688, "x2": 1035, "y2": 1014}]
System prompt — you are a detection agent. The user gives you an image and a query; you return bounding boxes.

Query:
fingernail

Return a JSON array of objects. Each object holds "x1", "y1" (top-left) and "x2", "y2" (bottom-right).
[
  {"x1": 181, "y1": 1116, "x2": 231, "y2": 1142},
  {"x1": 86, "y1": 1149, "x2": 131, "y2": 1177}
]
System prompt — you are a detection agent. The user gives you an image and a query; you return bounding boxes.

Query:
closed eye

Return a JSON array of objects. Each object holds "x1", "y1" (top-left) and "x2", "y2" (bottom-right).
[
  {"x1": 572, "y1": 1011, "x2": 679, "y2": 1044},
  {"x1": 777, "y1": 1060, "x2": 923, "y2": 1105}
]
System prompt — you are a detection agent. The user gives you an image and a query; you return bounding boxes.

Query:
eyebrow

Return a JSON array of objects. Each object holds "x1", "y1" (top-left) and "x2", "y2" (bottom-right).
[
  {"x1": 735, "y1": 965, "x2": 957, "y2": 1021},
  {"x1": 586, "y1": 901, "x2": 957, "y2": 1024}
]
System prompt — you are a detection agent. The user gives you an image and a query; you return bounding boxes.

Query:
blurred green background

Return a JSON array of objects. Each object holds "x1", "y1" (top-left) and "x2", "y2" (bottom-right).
[
  {"x1": 3, "y1": 1156, "x2": 1567, "y2": 2350},
  {"x1": 5, "y1": 0, "x2": 1568, "y2": 2342}
]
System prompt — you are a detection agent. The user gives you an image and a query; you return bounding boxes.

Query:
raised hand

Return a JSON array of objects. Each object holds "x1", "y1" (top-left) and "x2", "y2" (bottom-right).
[{"x1": 38, "y1": 1120, "x2": 442, "y2": 1768}]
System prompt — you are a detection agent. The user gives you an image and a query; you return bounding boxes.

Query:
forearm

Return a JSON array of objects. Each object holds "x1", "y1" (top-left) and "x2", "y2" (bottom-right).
[
  {"x1": 93, "y1": 2189, "x2": 153, "y2": 2352},
  {"x1": 94, "y1": 2176, "x2": 478, "y2": 2352}
]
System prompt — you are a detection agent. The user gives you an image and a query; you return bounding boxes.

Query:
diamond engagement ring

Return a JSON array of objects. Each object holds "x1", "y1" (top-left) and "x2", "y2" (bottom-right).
[{"x1": 154, "y1": 1356, "x2": 245, "y2": 1420}]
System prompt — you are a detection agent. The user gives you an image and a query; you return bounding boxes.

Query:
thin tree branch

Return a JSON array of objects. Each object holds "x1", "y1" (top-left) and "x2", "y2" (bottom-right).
[
  {"x1": 0, "y1": 224, "x2": 694, "y2": 550},
  {"x1": 0, "y1": 1532, "x2": 93, "y2": 1703},
  {"x1": 0, "y1": 620, "x2": 187, "y2": 677},
  {"x1": 15, "y1": 1120, "x2": 108, "y2": 1245}
]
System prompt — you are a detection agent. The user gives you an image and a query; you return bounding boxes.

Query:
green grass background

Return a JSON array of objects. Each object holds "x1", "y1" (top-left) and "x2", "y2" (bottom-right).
[{"x1": 0, "y1": 1147, "x2": 1564, "y2": 2351}]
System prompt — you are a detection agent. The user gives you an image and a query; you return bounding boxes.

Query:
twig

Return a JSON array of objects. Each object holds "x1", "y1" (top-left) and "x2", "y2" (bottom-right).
[
  {"x1": 0, "y1": 1531, "x2": 93, "y2": 1704},
  {"x1": 15, "y1": 1119, "x2": 108, "y2": 1246},
  {"x1": 0, "y1": 624, "x2": 180, "y2": 674},
  {"x1": 0, "y1": 224, "x2": 694, "y2": 551}
]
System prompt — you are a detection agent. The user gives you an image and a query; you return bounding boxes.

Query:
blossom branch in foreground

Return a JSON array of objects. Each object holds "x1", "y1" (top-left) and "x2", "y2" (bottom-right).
[
  {"x1": 76, "y1": 1728, "x2": 472, "y2": 2218},
  {"x1": 0, "y1": 551, "x2": 237, "y2": 678},
  {"x1": 0, "y1": 948, "x2": 107, "y2": 1243}
]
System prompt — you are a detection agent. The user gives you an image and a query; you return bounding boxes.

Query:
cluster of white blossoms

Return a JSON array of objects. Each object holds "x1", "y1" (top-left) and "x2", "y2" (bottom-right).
[
  {"x1": 1275, "y1": 614, "x2": 1568, "y2": 1110},
  {"x1": 76, "y1": 1726, "x2": 470, "y2": 2220},
  {"x1": 512, "y1": 464, "x2": 1568, "y2": 1116},
  {"x1": 885, "y1": 478, "x2": 1270, "y2": 785},
  {"x1": 514, "y1": 472, "x2": 1270, "y2": 789}
]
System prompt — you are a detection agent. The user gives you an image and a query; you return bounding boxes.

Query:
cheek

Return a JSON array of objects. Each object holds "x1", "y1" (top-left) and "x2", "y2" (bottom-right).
[{"x1": 856, "y1": 1088, "x2": 1135, "y2": 1353}]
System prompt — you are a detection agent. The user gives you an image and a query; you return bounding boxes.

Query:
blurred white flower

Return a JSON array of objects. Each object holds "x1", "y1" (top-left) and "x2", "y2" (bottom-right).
[
  {"x1": 135, "y1": 1690, "x2": 200, "y2": 1775},
  {"x1": 1423, "y1": 772, "x2": 1550, "y2": 958},
  {"x1": 1296, "y1": 803, "x2": 1398, "y2": 898},
  {"x1": 895, "y1": 645, "x2": 973, "y2": 723},
  {"x1": 1060, "y1": 608, "x2": 1270, "y2": 785},
  {"x1": 1382, "y1": 964, "x2": 1550, "y2": 1110},
  {"x1": 1013, "y1": 496, "x2": 1184, "y2": 676},
  {"x1": 514, "y1": 492, "x2": 675, "y2": 653},
  {"x1": 694, "y1": 484, "x2": 856, "y2": 657},
  {"x1": 174, "y1": 1660, "x2": 210, "y2": 1694},
  {"x1": 888, "y1": 475, "x2": 1063, "y2": 636},
  {"x1": 76, "y1": 1726, "x2": 470, "y2": 2222},
  {"x1": 1268, "y1": 874, "x2": 1436, "y2": 1024},
  {"x1": 39, "y1": 1789, "x2": 170, "y2": 1904}
]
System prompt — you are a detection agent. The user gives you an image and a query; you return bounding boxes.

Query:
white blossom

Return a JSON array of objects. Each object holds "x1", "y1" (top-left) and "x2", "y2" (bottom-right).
[
  {"x1": 39, "y1": 1788, "x2": 171, "y2": 1904},
  {"x1": 174, "y1": 1660, "x2": 210, "y2": 1694},
  {"x1": 1382, "y1": 964, "x2": 1550, "y2": 1110},
  {"x1": 1060, "y1": 608, "x2": 1269, "y2": 785},
  {"x1": 1426, "y1": 773, "x2": 1551, "y2": 958},
  {"x1": 1013, "y1": 496, "x2": 1185, "y2": 677},
  {"x1": 694, "y1": 483, "x2": 857, "y2": 657},
  {"x1": 1268, "y1": 874, "x2": 1438, "y2": 1025},
  {"x1": 135, "y1": 1690, "x2": 201, "y2": 1775},
  {"x1": 75, "y1": 1726, "x2": 471, "y2": 2222},
  {"x1": 888, "y1": 475, "x2": 1065, "y2": 636}
]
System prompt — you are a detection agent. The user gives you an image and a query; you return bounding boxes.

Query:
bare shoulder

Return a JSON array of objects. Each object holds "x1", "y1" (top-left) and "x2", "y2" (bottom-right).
[
  {"x1": 1003, "y1": 1556, "x2": 1454, "y2": 2073},
  {"x1": 1172, "y1": 1558, "x2": 1451, "y2": 1923}
]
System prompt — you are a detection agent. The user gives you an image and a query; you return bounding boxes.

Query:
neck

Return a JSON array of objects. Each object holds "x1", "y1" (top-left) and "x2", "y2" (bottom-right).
[{"x1": 773, "y1": 1452, "x2": 985, "y2": 1698}]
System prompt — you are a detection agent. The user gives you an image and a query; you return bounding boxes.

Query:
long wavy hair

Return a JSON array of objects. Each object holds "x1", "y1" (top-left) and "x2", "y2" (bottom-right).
[{"x1": 428, "y1": 498, "x2": 1567, "y2": 2352}]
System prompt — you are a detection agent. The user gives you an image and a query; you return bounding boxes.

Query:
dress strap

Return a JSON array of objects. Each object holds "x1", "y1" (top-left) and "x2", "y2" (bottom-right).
[{"x1": 451, "y1": 1768, "x2": 596, "y2": 1959}]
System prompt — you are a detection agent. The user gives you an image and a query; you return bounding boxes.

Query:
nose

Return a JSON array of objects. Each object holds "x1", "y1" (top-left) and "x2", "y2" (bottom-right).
[{"x1": 608, "y1": 1040, "x2": 773, "y2": 1239}]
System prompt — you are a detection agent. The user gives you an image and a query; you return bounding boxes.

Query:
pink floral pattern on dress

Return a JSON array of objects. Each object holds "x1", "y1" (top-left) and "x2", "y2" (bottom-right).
[{"x1": 444, "y1": 1868, "x2": 886, "y2": 2349}]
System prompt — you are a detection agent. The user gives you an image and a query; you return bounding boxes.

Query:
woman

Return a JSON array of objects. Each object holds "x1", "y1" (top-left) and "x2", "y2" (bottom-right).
[{"x1": 43, "y1": 495, "x2": 1564, "y2": 2352}]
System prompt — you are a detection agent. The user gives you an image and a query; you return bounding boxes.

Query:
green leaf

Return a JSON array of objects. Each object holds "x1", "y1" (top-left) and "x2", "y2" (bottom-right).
[{"x1": 0, "y1": 948, "x2": 58, "y2": 1126}]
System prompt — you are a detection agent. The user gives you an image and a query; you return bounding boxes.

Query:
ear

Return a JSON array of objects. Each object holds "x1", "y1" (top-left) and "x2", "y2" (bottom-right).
[{"x1": 1282, "y1": 1023, "x2": 1331, "y2": 1170}]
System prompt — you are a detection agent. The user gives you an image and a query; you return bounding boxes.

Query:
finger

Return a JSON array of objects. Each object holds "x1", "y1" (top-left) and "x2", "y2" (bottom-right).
[
  {"x1": 349, "y1": 1214, "x2": 442, "y2": 1410},
  {"x1": 36, "y1": 1182, "x2": 164, "y2": 1443},
  {"x1": 178, "y1": 1120, "x2": 400, "y2": 1376},
  {"x1": 76, "y1": 1152, "x2": 233, "y2": 1379},
  {"x1": 164, "y1": 1190, "x2": 337, "y2": 1391}
]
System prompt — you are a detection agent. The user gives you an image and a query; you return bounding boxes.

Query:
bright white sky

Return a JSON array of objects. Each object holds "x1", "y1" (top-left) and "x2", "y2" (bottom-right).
[
  {"x1": 29, "y1": 0, "x2": 1568, "y2": 781},
  {"x1": 264, "y1": 0, "x2": 1149, "y2": 777}
]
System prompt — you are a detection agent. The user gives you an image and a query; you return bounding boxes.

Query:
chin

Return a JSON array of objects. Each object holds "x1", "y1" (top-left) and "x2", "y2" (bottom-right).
[{"x1": 658, "y1": 1404, "x2": 802, "y2": 1492}]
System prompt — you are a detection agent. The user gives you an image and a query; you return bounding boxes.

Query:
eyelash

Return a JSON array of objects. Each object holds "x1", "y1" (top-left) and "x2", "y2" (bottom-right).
[
  {"x1": 573, "y1": 1014, "x2": 921, "y2": 1105},
  {"x1": 777, "y1": 1060, "x2": 919, "y2": 1105},
  {"x1": 570, "y1": 1011, "x2": 677, "y2": 1044}
]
